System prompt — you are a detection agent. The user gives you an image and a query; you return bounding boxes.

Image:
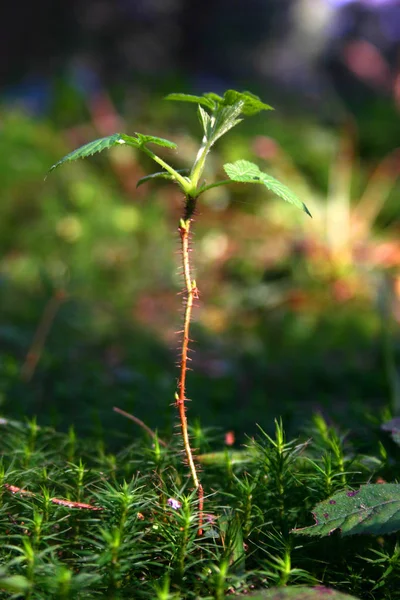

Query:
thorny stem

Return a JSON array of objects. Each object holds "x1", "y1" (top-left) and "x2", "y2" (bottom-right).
[{"x1": 176, "y1": 195, "x2": 204, "y2": 535}]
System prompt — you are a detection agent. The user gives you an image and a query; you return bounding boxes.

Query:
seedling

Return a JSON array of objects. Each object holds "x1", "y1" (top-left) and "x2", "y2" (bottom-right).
[{"x1": 48, "y1": 89, "x2": 311, "y2": 534}]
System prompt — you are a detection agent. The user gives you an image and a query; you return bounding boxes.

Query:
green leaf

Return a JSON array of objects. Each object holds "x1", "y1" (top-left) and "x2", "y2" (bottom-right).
[
  {"x1": 129, "y1": 133, "x2": 177, "y2": 150},
  {"x1": 167, "y1": 91, "x2": 271, "y2": 156},
  {"x1": 292, "y1": 484, "x2": 400, "y2": 537},
  {"x1": 209, "y1": 103, "x2": 243, "y2": 146},
  {"x1": 223, "y1": 160, "x2": 311, "y2": 216},
  {"x1": 166, "y1": 93, "x2": 216, "y2": 111},
  {"x1": 221, "y1": 90, "x2": 273, "y2": 115},
  {"x1": 48, "y1": 132, "x2": 177, "y2": 175},
  {"x1": 224, "y1": 159, "x2": 260, "y2": 180},
  {"x1": 136, "y1": 169, "x2": 189, "y2": 188},
  {"x1": 233, "y1": 587, "x2": 359, "y2": 600},
  {"x1": 198, "y1": 105, "x2": 212, "y2": 135},
  {"x1": 48, "y1": 133, "x2": 129, "y2": 173},
  {"x1": 167, "y1": 90, "x2": 272, "y2": 116},
  {"x1": 196, "y1": 102, "x2": 244, "y2": 150}
]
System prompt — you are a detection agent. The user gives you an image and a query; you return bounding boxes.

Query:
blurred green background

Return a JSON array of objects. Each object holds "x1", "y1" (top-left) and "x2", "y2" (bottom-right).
[{"x1": 1, "y1": 0, "x2": 400, "y2": 448}]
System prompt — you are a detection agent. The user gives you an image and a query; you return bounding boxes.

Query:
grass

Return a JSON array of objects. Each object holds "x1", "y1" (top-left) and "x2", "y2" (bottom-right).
[{"x1": 1, "y1": 413, "x2": 400, "y2": 599}]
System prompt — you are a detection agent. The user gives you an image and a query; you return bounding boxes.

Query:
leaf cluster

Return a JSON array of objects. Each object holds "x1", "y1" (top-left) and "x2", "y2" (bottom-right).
[{"x1": 48, "y1": 90, "x2": 311, "y2": 216}]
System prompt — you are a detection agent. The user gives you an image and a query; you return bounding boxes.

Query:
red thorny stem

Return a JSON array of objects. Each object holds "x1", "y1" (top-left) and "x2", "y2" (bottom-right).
[{"x1": 176, "y1": 196, "x2": 204, "y2": 536}]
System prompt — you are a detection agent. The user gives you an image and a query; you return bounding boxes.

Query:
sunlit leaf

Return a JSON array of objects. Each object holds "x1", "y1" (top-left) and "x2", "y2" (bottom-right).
[
  {"x1": 292, "y1": 484, "x2": 400, "y2": 537},
  {"x1": 130, "y1": 133, "x2": 177, "y2": 149},
  {"x1": 166, "y1": 93, "x2": 216, "y2": 111},
  {"x1": 48, "y1": 132, "x2": 177, "y2": 175},
  {"x1": 209, "y1": 103, "x2": 243, "y2": 146},
  {"x1": 221, "y1": 90, "x2": 273, "y2": 115},
  {"x1": 223, "y1": 160, "x2": 311, "y2": 216},
  {"x1": 48, "y1": 133, "x2": 129, "y2": 173},
  {"x1": 167, "y1": 90, "x2": 272, "y2": 116},
  {"x1": 198, "y1": 105, "x2": 212, "y2": 135}
]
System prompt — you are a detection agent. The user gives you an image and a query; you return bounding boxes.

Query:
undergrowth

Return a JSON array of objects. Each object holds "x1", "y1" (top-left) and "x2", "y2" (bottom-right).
[{"x1": 1, "y1": 415, "x2": 400, "y2": 599}]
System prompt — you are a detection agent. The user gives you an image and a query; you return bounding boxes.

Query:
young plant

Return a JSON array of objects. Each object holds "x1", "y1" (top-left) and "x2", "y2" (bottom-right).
[{"x1": 48, "y1": 89, "x2": 311, "y2": 534}]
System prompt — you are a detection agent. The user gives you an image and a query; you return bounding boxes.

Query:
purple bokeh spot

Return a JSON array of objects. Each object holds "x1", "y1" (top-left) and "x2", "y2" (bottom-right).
[
  {"x1": 347, "y1": 490, "x2": 360, "y2": 497},
  {"x1": 329, "y1": 500, "x2": 337, "y2": 504},
  {"x1": 167, "y1": 498, "x2": 181, "y2": 510},
  {"x1": 326, "y1": 0, "x2": 397, "y2": 5}
]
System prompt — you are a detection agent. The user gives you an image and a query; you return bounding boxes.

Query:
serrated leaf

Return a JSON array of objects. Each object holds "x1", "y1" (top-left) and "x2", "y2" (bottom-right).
[
  {"x1": 129, "y1": 133, "x2": 177, "y2": 150},
  {"x1": 224, "y1": 159, "x2": 260, "y2": 181},
  {"x1": 167, "y1": 91, "x2": 271, "y2": 151},
  {"x1": 136, "y1": 169, "x2": 189, "y2": 188},
  {"x1": 210, "y1": 103, "x2": 243, "y2": 145},
  {"x1": 234, "y1": 587, "x2": 359, "y2": 600},
  {"x1": 48, "y1": 132, "x2": 177, "y2": 175},
  {"x1": 198, "y1": 105, "x2": 212, "y2": 136},
  {"x1": 165, "y1": 93, "x2": 216, "y2": 111},
  {"x1": 206, "y1": 92, "x2": 224, "y2": 104},
  {"x1": 196, "y1": 102, "x2": 244, "y2": 151},
  {"x1": 166, "y1": 90, "x2": 272, "y2": 116},
  {"x1": 222, "y1": 90, "x2": 273, "y2": 115},
  {"x1": 292, "y1": 484, "x2": 400, "y2": 537},
  {"x1": 223, "y1": 160, "x2": 311, "y2": 216},
  {"x1": 48, "y1": 133, "x2": 129, "y2": 173}
]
